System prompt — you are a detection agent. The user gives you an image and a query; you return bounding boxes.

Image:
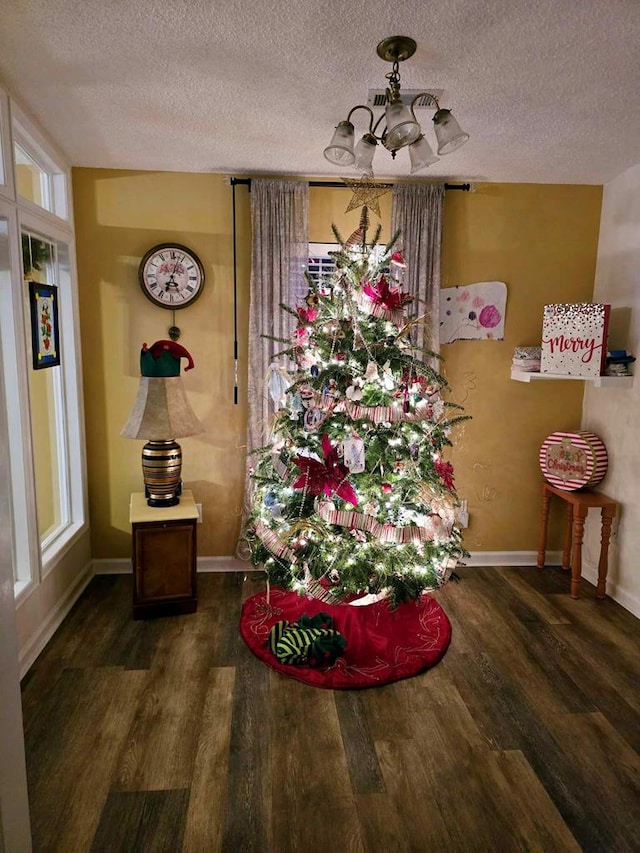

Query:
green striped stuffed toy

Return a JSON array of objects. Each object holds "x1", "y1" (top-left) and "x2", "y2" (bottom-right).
[{"x1": 268, "y1": 613, "x2": 346, "y2": 667}]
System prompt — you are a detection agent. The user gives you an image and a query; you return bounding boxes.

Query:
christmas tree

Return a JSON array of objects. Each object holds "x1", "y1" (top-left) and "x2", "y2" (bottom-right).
[{"x1": 245, "y1": 208, "x2": 469, "y2": 607}]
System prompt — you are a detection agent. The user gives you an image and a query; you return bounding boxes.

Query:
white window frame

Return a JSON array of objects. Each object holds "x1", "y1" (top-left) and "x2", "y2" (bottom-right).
[
  {"x1": 0, "y1": 201, "x2": 39, "y2": 597},
  {"x1": 0, "y1": 88, "x2": 15, "y2": 202},
  {"x1": 11, "y1": 101, "x2": 69, "y2": 222},
  {"x1": 0, "y1": 86, "x2": 87, "y2": 600}
]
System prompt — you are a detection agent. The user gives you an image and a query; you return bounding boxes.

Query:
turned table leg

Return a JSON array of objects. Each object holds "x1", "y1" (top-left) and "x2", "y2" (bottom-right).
[
  {"x1": 571, "y1": 506, "x2": 587, "y2": 599},
  {"x1": 537, "y1": 487, "x2": 551, "y2": 568},
  {"x1": 562, "y1": 503, "x2": 573, "y2": 570},
  {"x1": 597, "y1": 506, "x2": 615, "y2": 599}
]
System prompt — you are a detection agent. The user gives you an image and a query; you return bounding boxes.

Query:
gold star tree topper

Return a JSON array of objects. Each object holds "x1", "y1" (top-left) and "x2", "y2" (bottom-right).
[{"x1": 343, "y1": 173, "x2": 391, "y2": 218}]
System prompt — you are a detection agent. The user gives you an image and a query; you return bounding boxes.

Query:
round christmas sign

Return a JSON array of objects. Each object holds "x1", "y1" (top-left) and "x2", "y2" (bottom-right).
[{"x1": 539, "y1": 430, "x2": 608, "y2": 491}]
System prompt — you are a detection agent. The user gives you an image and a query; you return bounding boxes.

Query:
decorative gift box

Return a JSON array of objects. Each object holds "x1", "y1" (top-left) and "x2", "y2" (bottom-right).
[
  {"x1": 540, "y1": 303, "x2": 610, "y2": 377},
  {"x1": 539, "y1": 430, "x2": 608, "y2": 491}
]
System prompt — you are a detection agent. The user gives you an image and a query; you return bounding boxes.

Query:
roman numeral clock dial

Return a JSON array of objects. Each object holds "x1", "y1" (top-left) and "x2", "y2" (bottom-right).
[{"x1": 138, "y1": 243, "x2": 205, "y2": 309}]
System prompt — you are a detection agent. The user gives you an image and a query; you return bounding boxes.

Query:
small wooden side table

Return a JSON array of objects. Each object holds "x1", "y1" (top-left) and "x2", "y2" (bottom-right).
[
  {"x1": 537, "y1": 482, "x2": 617, "y2": 599},
  {"x1": 130, "y1": 490, "x2": 198, "y2": 618}
]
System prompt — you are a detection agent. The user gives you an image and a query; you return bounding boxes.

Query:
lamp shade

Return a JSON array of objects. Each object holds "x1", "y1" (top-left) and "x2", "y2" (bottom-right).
[
  {"x1": 433, "y1": 109, "x2": 469, "y2": 155},
  {"x1": 354, "y1": 133, "x2": 377, "y2": 172},
  {"x1": 121, "y1": 376, "x2": 203, "y2": 440},
  {"x1": 408, "y1": 134, "x2": 439, "y2": 173},
  {"x1": 384, "y1": 100, "x2": 421, "y2": 150},
  {"x1": 323, "y1": 121, "x2": 356, "y2": 165}
]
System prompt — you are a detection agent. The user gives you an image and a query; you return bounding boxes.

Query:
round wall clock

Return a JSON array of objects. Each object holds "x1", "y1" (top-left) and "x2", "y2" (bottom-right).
[{"x1": 138, "y1": 243, "x2": 205, "y2": 309}]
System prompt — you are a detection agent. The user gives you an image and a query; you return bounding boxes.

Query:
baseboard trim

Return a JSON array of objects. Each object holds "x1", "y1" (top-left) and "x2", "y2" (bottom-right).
[
  {"x1": 579, "y1": 565, "x2": 640, "y2": 619},
  {"x1": 90, "y1": 551, "x2": 639, "y2": 617},
  {"x1": 92, "y1": 558, "x2": 131, "y2": 574},
  {"x1": 92, "y1": 556, "x2": 252, "y2": 575},
  {"x1": 197, "y1": 556, "x2": 252, "y2": 572},
  {"x1": 465, "y1": 550, "x2": 562, "y2": 567},
  {"x1": 19, "y1": 560, "x2": 93, "y2": 679},
  {"x1": 93, "y1": 552, "x2": 562, "y2": 574}
]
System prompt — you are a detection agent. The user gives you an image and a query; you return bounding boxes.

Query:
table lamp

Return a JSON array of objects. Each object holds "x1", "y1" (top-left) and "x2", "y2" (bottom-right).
[{"x1": 121, "y1": 340, "x2": 203, "y2": 507}]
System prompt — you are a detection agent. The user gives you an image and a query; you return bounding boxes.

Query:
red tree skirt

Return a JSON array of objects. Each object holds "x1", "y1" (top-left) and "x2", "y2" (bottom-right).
[{"x1": 239, "y1": 586, "x2": 452, "y2": 689}]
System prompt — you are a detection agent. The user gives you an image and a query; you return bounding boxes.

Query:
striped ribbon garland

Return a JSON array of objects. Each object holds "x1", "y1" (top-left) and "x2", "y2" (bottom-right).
[
  {"x1": 255, "y1": 519, "x2": 296, "y2": 562},
  {"x1": 344, "y1": 398, "x2": 431, "y2": 424},
  {"x1": 316, "y1": 501, "x2": 450, "y2": 544}
]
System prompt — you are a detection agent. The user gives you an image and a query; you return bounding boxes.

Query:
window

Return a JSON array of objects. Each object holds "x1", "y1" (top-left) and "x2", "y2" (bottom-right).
[
  {"x1": 0, "y1": 87, "x2": 85, "y2": 595},
  {"x1": 12, "y1": 107, "x2": 68, "y2": 220},
  {"x1": 22, "y1": 232, "x2": 69, "y2": 546},
  {"x1": 308, "y1": 243, "x2": 340, "y2": 287},
  {"x1": 307, "y1": 242, "x2": 388, "y2": 288}
]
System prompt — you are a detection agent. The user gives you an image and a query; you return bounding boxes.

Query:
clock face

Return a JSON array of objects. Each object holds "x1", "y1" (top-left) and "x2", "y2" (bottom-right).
[{"x1": 138, "y1": 243, "x2": 205, "y2": 309}]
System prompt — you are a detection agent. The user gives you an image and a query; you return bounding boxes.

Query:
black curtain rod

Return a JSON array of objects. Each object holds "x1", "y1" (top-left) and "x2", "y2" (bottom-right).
[{"x1": 230, "y1": 178, "x2": 470, "y2": 191}]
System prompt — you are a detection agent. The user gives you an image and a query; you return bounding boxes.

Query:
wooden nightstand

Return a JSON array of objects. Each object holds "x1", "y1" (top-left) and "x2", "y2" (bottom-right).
[{"x1": 129, "y1": 490, "x2": 198, "y2": 618}]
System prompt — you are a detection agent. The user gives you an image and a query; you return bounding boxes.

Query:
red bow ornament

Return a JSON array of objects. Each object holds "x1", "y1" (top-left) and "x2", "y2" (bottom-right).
[
  {"x1": 434, "y1": 459, "x2": 456, "y2": 491},
  {"x1": 362, "y1": 276, "x2": 412, "y2": 312},
  {"x1": 293, "y1": 434, "x2": 358, "y2": 506}
]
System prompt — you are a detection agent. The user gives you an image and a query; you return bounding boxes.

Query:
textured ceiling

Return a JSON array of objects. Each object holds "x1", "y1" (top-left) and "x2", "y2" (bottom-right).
[{"x1": 0, "y1": 0, "x2": 639, "y2": 184}]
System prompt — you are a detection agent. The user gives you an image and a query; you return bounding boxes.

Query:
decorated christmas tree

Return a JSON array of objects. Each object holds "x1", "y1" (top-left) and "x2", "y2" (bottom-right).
[{"x1": 245, "y1": 208, "x2": 468, "y2": 607}]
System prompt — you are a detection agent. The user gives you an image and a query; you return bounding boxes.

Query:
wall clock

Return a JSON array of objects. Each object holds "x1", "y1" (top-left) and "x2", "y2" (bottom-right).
[{"x1": 138, "y1": 243, "x2": 205, "y2": 309}]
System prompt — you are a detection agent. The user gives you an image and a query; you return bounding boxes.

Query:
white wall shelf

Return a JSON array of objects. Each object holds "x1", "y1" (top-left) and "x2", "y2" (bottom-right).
[{"x1": 511, "y1": 369, "x2": 634, "y2": 388}]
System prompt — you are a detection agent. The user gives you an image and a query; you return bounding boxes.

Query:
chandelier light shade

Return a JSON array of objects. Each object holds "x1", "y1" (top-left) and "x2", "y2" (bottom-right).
[
  {"x1": 323, "y1": 121, "x2": 356, "y2": 166},
  {"x1": 408, "y1": 134, "x2": 439, "y2": 174},
  {"x1": 433, "y1": 108, "x2": 470, "y2": 155},
  {"x1": 323, "y1": 35, "x2": 469, "y2": 174},
  {"x1": 383, "y1": 100, "x2": 421, "y2": 150},
  {"x1": 121, "y1": 340, "x2": 203, "y2": 507},
  {"x1": 354, "y1": 132, "x2": 377, "y2": 171}
]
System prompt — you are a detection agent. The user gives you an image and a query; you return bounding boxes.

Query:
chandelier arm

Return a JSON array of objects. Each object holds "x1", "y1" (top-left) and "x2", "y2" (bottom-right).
[
  {"x1": 409, "y1": 92, "x2": 442, "y2": 121},
  {"x1": 346, "y1": 105, "x2": 375, "y2": 134},
  {"x1": 371, "y1": 112, "x2": 387, "y2": 141}
]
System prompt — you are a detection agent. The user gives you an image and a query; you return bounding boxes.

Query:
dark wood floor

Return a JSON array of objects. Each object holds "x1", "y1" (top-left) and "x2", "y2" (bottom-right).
[{"x1": 22, "y1": 566, "x2": 640, "y2": 852}]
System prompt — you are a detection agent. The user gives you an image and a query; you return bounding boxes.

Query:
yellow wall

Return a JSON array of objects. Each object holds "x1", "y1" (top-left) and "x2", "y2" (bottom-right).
[
  {"x1": 73, "y1": 169, "x2": 250, "y2": 558},
  {"x1": 73, "y1": 171, "x2": 601, "y2": 557},
  {"x1": 442, "y1": 183, "x2": 602, "y2": 549}
]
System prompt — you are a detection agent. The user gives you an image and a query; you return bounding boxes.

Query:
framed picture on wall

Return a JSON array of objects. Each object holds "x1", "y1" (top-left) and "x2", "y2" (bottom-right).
[{"x1": 28, "y1": 281, "x2": 60, "y2": 370}]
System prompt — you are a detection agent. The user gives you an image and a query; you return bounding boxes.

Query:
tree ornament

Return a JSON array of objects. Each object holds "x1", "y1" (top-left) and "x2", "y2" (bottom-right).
[
  {"x1": 390, "y1": 250, "x2": 407, "y2": 268},
  {"x1": 343, "y1": 436, "x2": 365, "y2": 473},
  {"x1": 292, "y1": 434, "x2": 358, "y2": 506},
  {"x1": 304, "y1": 407, "x2": 324, "y2": 432},
  {"x1": 346, "y1": 378, "x2": 364, "y2": 401},
  {"x1": 363, "y1": 276, "x2": 412, "y2": 312},
  {"x1": 381, "y1": 483, "x2": 393, "y2": 494}
]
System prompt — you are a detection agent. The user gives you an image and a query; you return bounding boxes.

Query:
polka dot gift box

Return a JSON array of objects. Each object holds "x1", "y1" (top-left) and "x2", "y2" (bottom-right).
[{"x1": 540, "y1": 303, "x2": 610, "y2": 378}]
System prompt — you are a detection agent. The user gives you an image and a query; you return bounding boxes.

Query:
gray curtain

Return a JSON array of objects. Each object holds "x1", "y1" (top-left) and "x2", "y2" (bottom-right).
[
  {"x1": 391, "y1": 183, "x2": 445, "y2": 353},
  {"x1": 247, "y1": 179, "x2": 309, "y2": 458}
]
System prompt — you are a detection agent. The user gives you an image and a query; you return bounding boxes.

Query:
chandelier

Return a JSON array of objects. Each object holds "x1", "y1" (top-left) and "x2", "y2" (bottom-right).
[{"x1": 323, "y1": 36, "x2": 469, "y2": 174}]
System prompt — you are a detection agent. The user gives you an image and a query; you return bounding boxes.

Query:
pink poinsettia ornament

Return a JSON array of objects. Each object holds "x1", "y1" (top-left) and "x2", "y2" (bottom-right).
[
  {"x1": 363, "y1": 276, "x2": 412, "y2": 312},
  {"x1": 292, "y1": 434, "x2": 358, "y2": 506},
  {"x1": 297, "y1": 305, "x2": 317, "y2": 324}
]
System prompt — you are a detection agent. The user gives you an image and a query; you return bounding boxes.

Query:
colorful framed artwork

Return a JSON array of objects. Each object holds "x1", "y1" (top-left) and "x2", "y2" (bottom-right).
[{"x1": 28, "y1": 281, "x2": 60, "y2": 370}]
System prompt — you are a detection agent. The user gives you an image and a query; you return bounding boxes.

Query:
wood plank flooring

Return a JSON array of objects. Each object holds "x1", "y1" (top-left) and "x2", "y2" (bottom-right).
[{"x1": 22, "y1": 567, "x2": 640, "y2": 852}]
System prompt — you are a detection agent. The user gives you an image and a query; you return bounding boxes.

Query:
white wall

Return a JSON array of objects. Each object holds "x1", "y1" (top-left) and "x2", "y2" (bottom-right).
[{"x1": 582, "y1": 163, "x2": 640, "y2": 617}]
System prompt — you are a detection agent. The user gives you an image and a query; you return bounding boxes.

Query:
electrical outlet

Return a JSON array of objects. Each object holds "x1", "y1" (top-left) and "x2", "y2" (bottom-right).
[
  {"x1": 457, "y1": 499, "x2": 469, "y2": 528},
  {"x1": 196, "y1": 503, "x2": 203, "y2": 523}
]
